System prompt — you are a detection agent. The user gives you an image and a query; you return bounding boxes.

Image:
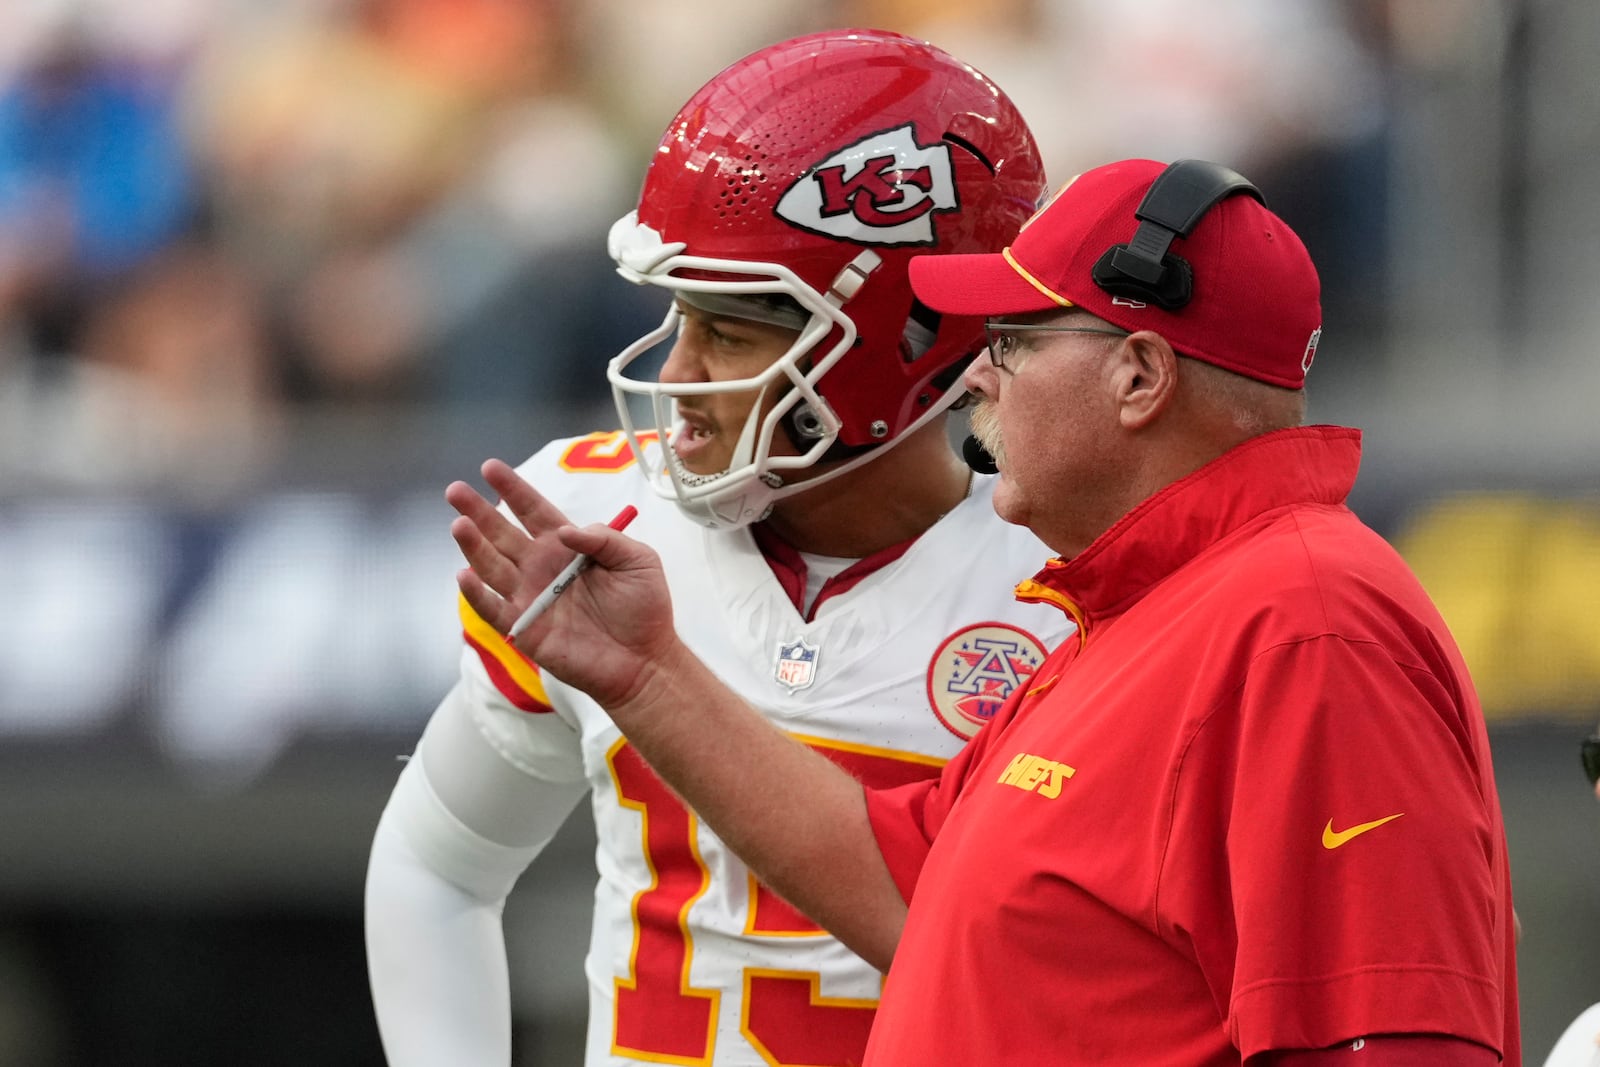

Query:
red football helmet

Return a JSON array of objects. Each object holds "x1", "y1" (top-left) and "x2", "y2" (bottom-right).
[{"x1": 607, "y1": 28, "x2": 1046, "y2": 527}]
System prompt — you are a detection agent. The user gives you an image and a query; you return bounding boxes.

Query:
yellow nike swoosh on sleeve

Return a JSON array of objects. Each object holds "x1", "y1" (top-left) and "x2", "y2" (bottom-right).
[{"x1": 1321, "y1": 812, "x2": 1404, "y2": 849}]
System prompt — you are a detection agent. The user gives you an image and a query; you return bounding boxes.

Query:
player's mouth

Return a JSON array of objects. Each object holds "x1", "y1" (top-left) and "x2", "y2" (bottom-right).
[{"x1": 671, "y1": 410, "x2": 724, "y2": 473}]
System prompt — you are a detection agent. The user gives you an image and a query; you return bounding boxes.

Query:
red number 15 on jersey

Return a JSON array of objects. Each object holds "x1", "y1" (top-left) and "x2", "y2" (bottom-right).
[{"x1": 606, "y1": 737, "x2": 943, "y2": 1066}]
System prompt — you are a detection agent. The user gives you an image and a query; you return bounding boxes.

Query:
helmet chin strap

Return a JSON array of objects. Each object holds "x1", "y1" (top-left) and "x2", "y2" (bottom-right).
[
  {"x1": 777, "y1": 303, "x2": 939, "y2": 461},
  {"x1": 779, "y1": 399, "x2": 859, "y2": 464},
  {"x1": 770, "y1": 246, "x2": 895, "y2": 461},
  {"x1": 721, "y1": 382, "x2": 773, "y2": 480},
  {"x1": 668, "y1": 460, "x2": 724, "y2": 489}
]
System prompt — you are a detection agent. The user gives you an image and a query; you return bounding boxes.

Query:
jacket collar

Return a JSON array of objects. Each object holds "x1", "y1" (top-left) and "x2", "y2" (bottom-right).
[{"x1": 1016, "y1": 426, "x2": 1362, "y2": 627}]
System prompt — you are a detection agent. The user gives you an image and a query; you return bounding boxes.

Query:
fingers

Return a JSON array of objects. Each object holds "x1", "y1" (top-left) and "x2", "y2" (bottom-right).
[
  {"x1": 444, "y1": 478, "x2": 534, "y2": 566},
  {"x1": 449, "y1": 514, "x2": 527, "y2": 605},
  {"x1": 443, "y1": 486, "x2": 519, "y2": 579},
  {"x1": 557, "y1": 522, "x2": 656, "y2": 573},
  {"x1": 456, "y1": 566, "x2": 514, "y2": 635},
  {"x1": 444, "y1": 459, "x2": 571, "y2": 565},
  {"x1": 449, "y1": 461, "x2": 653, "y2": 640},
  {"x1": 482, "y1": 459, "x2": 571, "y2": 535}
]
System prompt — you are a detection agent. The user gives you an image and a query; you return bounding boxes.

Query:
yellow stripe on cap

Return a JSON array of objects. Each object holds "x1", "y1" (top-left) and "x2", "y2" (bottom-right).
[{"x1": 1002, "y1": 247, "x2": 1075, "y2": 307}]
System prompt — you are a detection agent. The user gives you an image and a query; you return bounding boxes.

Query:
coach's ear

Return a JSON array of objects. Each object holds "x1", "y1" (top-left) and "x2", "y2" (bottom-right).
[{"x1": 1110, "y1": 331, "x2": 1178, "y2": 430}]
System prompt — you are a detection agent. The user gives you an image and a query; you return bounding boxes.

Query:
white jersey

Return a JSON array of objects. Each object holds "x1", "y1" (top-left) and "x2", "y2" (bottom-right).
[{"x1": 456, "y1": 430, "x2": 1075, "y2": 1067}]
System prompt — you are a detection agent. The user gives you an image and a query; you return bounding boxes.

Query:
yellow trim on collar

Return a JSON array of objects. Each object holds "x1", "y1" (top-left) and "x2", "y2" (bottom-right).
[
  {"x1": 1013, "y1": 576, "x2": 1087, "y2": 650},
  {"x1": 1001, "y1": 247, "x2": 1075, "y2": 307}
]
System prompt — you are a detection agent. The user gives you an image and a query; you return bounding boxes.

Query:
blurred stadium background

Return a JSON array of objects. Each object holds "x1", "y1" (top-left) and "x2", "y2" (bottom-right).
[{"x1": 0, "y1": 0, "x2": 1596, "y2": 1063}]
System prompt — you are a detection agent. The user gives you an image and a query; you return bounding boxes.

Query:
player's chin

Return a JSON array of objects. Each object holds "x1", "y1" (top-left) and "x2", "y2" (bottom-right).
[{"x1": 670, "y1": 440, "x2": 731, "y2": 480}]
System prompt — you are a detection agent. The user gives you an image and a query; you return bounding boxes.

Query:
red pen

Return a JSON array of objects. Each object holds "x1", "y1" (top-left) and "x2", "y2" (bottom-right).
[{"x1": 507, "y1": 505, "x2": 638, "y2": 637}]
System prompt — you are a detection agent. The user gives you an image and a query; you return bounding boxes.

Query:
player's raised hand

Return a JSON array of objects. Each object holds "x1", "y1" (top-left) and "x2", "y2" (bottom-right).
[{"x1": 446, "y1": 459, "x2": 677, "y2": 710}]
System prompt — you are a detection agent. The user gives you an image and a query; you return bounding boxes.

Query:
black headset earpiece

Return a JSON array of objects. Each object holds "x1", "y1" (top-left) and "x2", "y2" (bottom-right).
[{"x1": 1090, "y1": 159, "x2": 1264, "y2": 310}]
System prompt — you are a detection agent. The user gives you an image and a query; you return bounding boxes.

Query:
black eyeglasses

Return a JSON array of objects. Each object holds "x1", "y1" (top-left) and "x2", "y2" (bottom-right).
[
  {"x1": 1583, "y1": 733, "x2": 1600, "y2": 787},
  {"x1": 983, "y1": 321, "x2": 1130, "y2": 374}
]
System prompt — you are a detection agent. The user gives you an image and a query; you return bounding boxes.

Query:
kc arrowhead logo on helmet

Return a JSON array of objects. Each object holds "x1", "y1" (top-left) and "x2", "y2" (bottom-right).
[{"x1": 776, "y1": 124, "x2": 958, "y2": 247}]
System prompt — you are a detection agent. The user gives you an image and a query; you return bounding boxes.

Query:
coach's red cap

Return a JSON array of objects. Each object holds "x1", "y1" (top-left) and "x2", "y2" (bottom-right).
[{"x1": 910, "y1": 158, "x2": 1323, "y2": 389}]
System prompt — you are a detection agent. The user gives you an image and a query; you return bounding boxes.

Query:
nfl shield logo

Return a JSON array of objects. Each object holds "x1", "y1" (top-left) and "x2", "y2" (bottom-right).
[{"x1": 774, "y1": 638, "x2": 819, "y2": 693}]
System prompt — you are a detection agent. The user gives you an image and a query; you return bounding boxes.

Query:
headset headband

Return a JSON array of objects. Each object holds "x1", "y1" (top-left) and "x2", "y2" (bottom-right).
[{"x1": 1090, "y1": 159, "x2": 1264, "y2": 310}]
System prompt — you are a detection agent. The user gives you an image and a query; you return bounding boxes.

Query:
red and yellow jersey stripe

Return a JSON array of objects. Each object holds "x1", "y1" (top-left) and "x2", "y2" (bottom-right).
[{"x1": 458, "y1": 593, "x2": 553, "y2": 713}]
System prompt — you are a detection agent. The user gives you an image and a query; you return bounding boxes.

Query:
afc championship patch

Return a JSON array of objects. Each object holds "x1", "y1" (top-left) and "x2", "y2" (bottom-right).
[{"x1": 926, "y1": 623, "x2": 1046, "y2": 740}]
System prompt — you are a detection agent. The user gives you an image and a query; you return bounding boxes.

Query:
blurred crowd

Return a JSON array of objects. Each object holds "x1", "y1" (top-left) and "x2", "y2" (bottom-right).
[
  {"x1": 0, "y1": 0, "x2": 653, "y2": 493},
  {"x1": 0, "y1": 0, "x2": 1440, "y2": 495}
]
